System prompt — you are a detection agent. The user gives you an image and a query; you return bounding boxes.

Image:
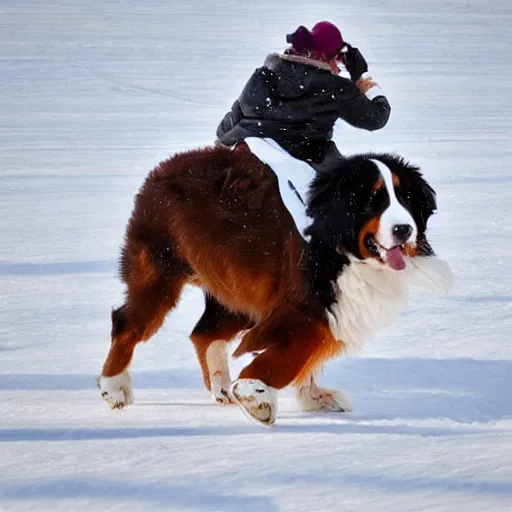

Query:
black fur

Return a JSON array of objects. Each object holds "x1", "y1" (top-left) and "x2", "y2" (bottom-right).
[{"x1": 305, "y1": 239, "x2": 350, "y2": 312}]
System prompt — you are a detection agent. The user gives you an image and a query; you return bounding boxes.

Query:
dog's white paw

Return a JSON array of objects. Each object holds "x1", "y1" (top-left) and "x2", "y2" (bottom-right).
[
  {"x1": 296, "y1": 383, "x2": 352, "y2": 413},
  {"x1": 211, "y1": 371, "x2": 234, "y2": 405},
  {"x1": 231, "y1": 379, "x2": 277, "y2": 426},
  {"x1": 98, "y1": 370, "x2": 133, "y2": 409}
]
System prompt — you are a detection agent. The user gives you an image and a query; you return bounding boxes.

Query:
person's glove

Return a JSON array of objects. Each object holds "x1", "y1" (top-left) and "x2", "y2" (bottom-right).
[{"x1": 342, "y1": 44, "x2": 368, "y2": 82}]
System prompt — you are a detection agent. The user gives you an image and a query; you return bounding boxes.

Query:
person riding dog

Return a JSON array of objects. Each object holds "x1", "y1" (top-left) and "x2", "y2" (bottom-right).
[{"x1": 216, "y1": 21, "x2": 391, "y2": 171}]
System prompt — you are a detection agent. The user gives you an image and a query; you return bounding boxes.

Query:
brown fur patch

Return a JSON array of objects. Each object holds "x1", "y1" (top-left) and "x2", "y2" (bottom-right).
[
  {"x1": 373, "y1": 173, "x2": 399, "y2": 190},
  {"x1": 373, "y1": 177, "x2": 384, "y2": 191},
  {"x1": 403, "y1": 242, "x2": 419, "y2": 257},
  {"x1": 238, "y1": 306, "x2": 344, "y2": 389},
  {"x1": 358, "y1": 216, "x2": 381, "y2": 260}
]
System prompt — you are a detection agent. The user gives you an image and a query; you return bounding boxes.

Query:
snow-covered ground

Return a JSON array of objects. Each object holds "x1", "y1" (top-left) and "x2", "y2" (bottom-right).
[{"x1": 1, "y1": 0, "x2": 512, "y2": 510}]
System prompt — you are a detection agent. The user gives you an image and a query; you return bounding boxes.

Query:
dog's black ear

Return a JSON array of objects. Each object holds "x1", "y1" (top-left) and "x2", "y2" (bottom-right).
[
  {"x1": 407, "y1": 175, "x2": 437, "y2": 256},
  {"x1": 405, "y1": 172, "x2": 437, "y2": 233}
]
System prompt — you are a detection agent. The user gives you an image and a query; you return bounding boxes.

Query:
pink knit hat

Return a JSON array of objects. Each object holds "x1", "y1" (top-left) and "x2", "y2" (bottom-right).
[{"x1": 311, "y1": 21, "x2": 345, "y2": 58}]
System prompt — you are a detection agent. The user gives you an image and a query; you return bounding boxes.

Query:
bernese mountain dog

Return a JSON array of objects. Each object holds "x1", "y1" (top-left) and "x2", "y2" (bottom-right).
[{"x1": 98, "y1": 142, "x2": 452, "y2": 425}]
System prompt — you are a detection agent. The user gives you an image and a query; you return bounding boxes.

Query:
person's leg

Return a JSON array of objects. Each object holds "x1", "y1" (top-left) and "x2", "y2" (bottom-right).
[{"x1": 309, "y1": 141, "x2": 346, "y2": 173}]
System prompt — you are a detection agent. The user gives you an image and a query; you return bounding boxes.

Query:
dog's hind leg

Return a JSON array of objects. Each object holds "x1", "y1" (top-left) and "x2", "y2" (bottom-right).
[
  {"x1": 99, "y1": 244, "x2": 188, "y2": 409},
  {"x1": 190, "y1": 294, "x2": 251, "y2": 404}
]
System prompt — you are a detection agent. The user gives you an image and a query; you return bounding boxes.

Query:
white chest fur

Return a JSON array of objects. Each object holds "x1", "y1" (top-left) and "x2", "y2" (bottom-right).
[
  {"x1": 327, "y1": 255, "x2": 453, "y2": 349},
  {"x1": 327, "y1": 258, "x2": 409, "y2": 349}
]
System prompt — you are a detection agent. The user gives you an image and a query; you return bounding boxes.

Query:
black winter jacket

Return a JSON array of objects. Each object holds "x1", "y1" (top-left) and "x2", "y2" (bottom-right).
[{"x1": 216, "y1": 53, "x2": 391, "y2": 163}]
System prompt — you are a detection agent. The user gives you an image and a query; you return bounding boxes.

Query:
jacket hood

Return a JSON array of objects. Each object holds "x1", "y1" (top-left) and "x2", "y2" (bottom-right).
[{"x1": 263, "y1": 53, "x2": 335, "y2": 99}]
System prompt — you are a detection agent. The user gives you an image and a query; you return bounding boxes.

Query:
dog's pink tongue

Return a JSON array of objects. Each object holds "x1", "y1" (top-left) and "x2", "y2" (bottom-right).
[{"x1": 386, "y1": 247, "x2": 406, "y2": 271}]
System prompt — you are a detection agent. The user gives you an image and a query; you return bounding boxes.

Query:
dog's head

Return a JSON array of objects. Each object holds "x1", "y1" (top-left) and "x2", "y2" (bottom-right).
[{"x1": 306, "y1": 154, "x2": 437, "y2": 271}]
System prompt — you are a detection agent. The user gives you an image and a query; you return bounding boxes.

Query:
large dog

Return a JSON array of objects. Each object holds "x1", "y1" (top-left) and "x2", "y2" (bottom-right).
[{"x1": 98, "y1": 142, "x2": 452, "y2": 425}]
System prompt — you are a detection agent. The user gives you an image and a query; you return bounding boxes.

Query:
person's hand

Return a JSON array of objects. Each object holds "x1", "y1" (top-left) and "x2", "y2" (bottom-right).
[
  {"x1": 355, "y1": 76, "x2": 377, "y2": 94},
  {"x1": 342, "y1": 44, "x2": 368, "y2": 82}
]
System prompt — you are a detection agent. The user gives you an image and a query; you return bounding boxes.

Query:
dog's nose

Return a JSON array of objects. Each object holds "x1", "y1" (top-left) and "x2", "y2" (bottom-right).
[{"x1": 393, "y1": 224, "x2": 413, "y2": 243}]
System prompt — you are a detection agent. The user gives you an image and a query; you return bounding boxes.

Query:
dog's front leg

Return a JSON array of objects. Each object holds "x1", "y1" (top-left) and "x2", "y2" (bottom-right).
[{"x1": 231, "y1": 314, "x2": 343, "y2": 426}]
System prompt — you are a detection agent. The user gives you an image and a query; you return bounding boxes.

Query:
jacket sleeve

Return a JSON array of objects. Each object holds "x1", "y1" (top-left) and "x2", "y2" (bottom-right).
[
  {"x1": 216, "y1": 100, "x2": 244, "y2": 146},
  {"x1": 336, "y1": 78, "x2": 391, "y2": 131}
]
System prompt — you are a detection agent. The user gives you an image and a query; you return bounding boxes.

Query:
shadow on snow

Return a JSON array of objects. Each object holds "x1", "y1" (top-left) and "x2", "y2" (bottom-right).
[
  {"x1": 0, "y1": 260, "x2": 116, "y2": 277},
  {"x1": 0, "y1": 476, "x2": 278, "y2": 511}
]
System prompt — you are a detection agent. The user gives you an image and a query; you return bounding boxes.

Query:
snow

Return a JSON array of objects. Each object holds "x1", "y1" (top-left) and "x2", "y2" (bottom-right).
[{"x1": 1, "y1": 0, "x2": 512, "y2": 510}]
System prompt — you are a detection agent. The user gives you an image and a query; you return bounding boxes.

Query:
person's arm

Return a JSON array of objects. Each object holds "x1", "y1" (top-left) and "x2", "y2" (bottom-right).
[
  {"x1": 337, "y1": 46, "x2": 391, "y2": 130},
  {"x1": 337, "y1": 76, "x2": 391, "y2": 131}
]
